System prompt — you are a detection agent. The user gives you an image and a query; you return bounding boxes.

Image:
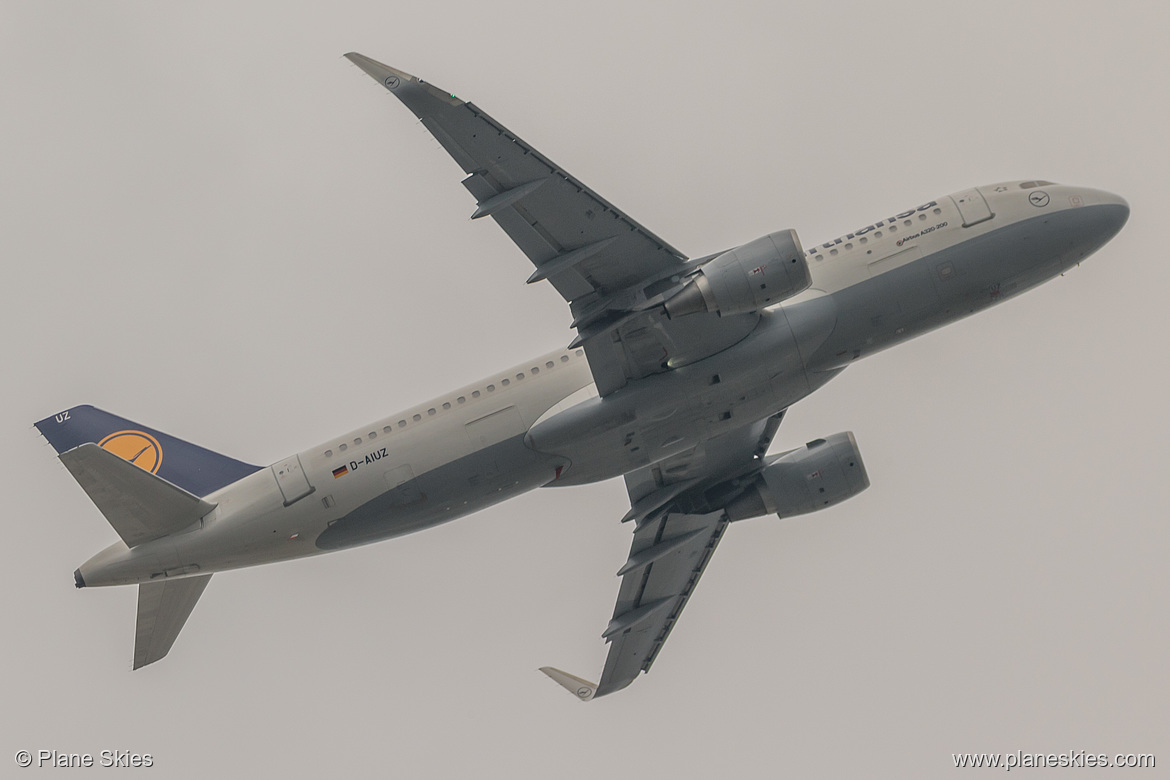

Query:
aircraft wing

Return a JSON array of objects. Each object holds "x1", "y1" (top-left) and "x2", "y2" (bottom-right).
[
  {"x1": 346, "y1": 53, "x2": 760, "y2": 395},
  {"x1": 542, "y1": 414, "x2": 783, "y2": 699}
]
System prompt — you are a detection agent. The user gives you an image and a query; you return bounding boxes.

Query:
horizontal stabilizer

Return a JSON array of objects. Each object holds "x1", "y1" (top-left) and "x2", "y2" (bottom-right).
[
  {"x1": 59, "y1": 443, "x2": 216, "y2": 548},
  {"x1": 135, "y1": 574, "x2": 211, "y2": 669},
  {"x1": 538, "y1": 667, "x2": 596, "y2": 702}
]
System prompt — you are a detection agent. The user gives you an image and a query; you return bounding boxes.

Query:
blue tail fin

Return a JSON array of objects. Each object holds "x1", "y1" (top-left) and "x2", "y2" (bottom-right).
[{"x1": 35, "y1": 405, "x2": 262, "y2": 497}]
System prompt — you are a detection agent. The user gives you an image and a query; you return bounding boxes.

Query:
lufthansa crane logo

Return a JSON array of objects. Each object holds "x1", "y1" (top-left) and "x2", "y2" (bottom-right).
[{"x1": 98, "y1": 430, "x2": 163, "y2": 474}]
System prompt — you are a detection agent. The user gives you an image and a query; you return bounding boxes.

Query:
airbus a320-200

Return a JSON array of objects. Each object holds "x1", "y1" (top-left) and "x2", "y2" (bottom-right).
[{"x1": 36, "y1": 53, "x2": 1128, "y2": 700}]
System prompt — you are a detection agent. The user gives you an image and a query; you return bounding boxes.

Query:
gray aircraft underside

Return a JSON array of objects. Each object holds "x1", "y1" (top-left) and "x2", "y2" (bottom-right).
[{"x1": 35, "y1": 53, "x2": 1129, "y2": 699}]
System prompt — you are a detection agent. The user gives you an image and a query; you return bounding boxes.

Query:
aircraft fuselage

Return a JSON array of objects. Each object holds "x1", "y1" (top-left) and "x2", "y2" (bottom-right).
[{"x1": 76, "y1": 181, "x2": 1128, "y2": 587}]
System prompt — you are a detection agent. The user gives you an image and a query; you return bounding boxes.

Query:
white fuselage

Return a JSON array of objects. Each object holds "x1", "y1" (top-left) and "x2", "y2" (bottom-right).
[{"x1": 78, "y1": 182, "x2": 1128, "y2": 587}]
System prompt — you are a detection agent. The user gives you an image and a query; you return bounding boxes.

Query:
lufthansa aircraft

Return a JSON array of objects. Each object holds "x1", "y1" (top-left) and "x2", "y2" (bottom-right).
[{"x1": 36, "y1": 54, "x2": 1129, "y2": 700}]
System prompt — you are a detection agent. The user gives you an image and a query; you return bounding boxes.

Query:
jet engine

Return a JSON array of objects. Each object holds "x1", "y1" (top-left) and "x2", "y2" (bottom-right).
[
  {"x1": 664, "y1": 229, "x2": 811, "y2": 318},
  {"x1": 725, "y1": 432, "x2": 869, "y2": 521}
]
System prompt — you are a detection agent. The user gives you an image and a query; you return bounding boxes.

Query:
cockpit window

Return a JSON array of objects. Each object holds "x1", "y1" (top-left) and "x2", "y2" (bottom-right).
[{"x1": 1019, "y1": 180, "x2": 1055, "y2": 189}]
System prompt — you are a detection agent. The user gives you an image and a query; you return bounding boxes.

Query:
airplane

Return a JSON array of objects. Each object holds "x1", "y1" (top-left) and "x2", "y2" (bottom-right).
[{"x1": 35, "y1": 52, "x2": 1129, "y2": 700}]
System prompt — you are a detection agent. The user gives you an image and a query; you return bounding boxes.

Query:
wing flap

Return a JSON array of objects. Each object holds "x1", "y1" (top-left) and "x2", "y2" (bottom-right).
[{"x1": 59, "y1": 443, "x2": 216, "y2": 548}]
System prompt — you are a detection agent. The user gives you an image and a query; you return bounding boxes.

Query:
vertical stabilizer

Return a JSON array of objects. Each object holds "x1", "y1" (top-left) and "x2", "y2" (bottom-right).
[{"x1": 35, "y1": 405, "x2": 260, "y2": 497}]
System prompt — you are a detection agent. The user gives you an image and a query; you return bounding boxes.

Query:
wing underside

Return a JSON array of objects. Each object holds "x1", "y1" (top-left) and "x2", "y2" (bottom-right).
[
  {"x1": 599, "y1": 509, "x2": 728, "y2": 695},
  {"x1": 542, "y1": 415, "x2": 784, "y2": 699},
  {"x1": 345, "y1": 53, "x2": 761, "y2": 395},
  {"x1": 344, "y1": 53, "x2": 686, "y2": 302}
]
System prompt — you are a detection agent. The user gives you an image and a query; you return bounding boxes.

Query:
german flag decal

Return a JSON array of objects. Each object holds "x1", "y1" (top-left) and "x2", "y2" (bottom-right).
[{"x1": 332, "y1": 465, "x2": 349, "y2": 479}]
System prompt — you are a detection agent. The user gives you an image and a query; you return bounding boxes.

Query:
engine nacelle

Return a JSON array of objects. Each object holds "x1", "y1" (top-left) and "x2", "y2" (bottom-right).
[
  {"x1": 665, "y1": 229, "x2": 811, "y2": 318},
  {"x1": 725, "y1": 432, "x2": 869, "y2": 521}
]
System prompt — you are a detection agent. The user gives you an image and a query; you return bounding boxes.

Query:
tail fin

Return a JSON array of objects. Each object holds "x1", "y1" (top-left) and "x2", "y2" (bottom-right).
[
  {"x1": 135, "y1": 574, "x2": 211, "y2": 669},
  {"x1": 35, "y1": 405, "x2": 261, "y2": 497}
]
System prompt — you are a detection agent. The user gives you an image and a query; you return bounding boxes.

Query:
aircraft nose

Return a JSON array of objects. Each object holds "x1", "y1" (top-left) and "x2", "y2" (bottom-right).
[
  {"x1": 1088, "y1": 189, "x2": 1130, "y2": 243},
  {"x1": 1060, "y1": 188, "x2": 1129, "y2": 266}
]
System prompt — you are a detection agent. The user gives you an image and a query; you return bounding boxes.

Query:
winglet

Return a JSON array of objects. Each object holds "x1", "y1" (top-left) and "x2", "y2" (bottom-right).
[
  {"x1": 539, "y1": 667, "x2": 597, "y2": 702},
  {"x1": 343, "y1": 52, "x2": 416, "y2": 89},
  {"x1": 344, "y1": 52, "x2": 463, "y2": 114}
]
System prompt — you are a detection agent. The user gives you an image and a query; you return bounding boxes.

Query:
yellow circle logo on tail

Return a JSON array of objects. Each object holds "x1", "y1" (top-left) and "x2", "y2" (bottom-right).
[{"x1": 98, "y1": 430, "x2": 163, "y2": 474}]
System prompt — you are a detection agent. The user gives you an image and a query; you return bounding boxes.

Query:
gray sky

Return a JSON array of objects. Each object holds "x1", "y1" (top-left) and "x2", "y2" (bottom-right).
[{"x1": 3, "y1": 1, "x2": 1167, "y2": 777}]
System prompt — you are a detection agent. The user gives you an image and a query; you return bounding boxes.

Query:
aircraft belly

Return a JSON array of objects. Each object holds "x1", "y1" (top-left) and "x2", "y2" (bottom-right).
[
  {"x1": 530, "y1": 307, "x2": 837, "y2": 485},
  {"x1": 805, "y1": 210, "x2": 1083, "y2": 368},
  {"x1": 313, "y1": 434, "x2": 559, "y2": 550}
]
